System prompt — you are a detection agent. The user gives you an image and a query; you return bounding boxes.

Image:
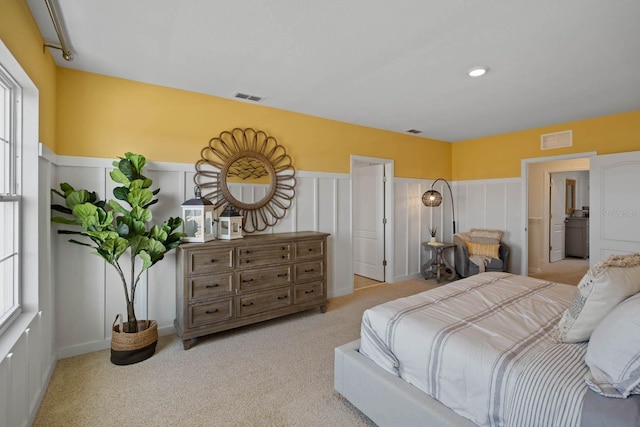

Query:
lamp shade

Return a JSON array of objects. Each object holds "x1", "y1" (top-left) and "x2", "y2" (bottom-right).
[{"x1": 422, "y1": 190, "x2": 443, "y2": 207}]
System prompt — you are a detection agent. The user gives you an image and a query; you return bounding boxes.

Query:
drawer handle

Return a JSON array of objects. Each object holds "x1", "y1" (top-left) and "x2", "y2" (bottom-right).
[
  {"x1": 205, "y1": 309, "x2": 219, "y2": 314},
  {"x1": 281, "y1": 246, "x2": 286, "y2": 250},
  {"x1": 304, "y1": 268, "x2": 315, "y2": 273},
  {"x1": 205, "y1": 284, "x2": 219, "y2": 288},
  {"x1": 245, "y1": 250, "x2": 251, "y2": 254},
  {"x1": 242, "y1": 302, "x2": 254, "y2": 307},
  {"x1": 308, "y1": 248, "x2": 313, "y2": 252},
  {"x1": 277, "y1": 295, "x2": 288, "y2": 300},
  {"x1": 210, "y1": 259, "x2": 216, "y2": 263},
  {"x1": 305, "y1": 289, "x2": 315, "y2": 294},
  {"x1": 245, "y1": 260, "x2": 251, "y2": 264},
  {"x1": 277, "y1": 273, "x2": 288, "y2": 277},
  {"x1": 242, "y1": 278, "x2": 254, "y2": 283},
  {"x1": 281, "y1": 255, "x2": 286, "y2": 259}
]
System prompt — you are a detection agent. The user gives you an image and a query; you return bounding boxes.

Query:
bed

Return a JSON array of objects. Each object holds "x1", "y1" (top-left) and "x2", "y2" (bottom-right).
[{"x1": 334, "y1": 270, "x2": 640, "y2": 427}]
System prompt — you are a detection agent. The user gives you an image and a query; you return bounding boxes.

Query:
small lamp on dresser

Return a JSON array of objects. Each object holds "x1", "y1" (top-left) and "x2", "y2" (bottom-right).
[
  {"x1": 181, "y1": 188, "x2": 216, "y2": 243},
  {"x1": 219, "y1": 205, "x2": 244, "y2": 240}
]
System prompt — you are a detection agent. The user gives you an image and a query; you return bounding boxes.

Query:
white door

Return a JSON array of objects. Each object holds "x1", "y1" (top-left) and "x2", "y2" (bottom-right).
[
  {"x1": 353, "y1": 164, "x2": 385, "y2": 281},
  {"x1": 590, "y1": 151, "x2": 640, "y2": 266},
  {"x1": 549, "y1": 175, "x2": 566, "y2": 262}
]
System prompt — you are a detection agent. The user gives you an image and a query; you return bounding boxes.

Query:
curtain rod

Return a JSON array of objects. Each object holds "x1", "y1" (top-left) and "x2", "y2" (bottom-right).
[{"x1": 43, "y1": 0, "x2": 73, "y2": 61}]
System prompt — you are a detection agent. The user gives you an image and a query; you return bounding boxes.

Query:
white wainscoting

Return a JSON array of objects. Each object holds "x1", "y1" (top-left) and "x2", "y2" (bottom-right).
[
  {"x1": 454, "y1": 178, "x2": 523, "y2": 275},
  {"x1": 0, "y1": 150, "x2": 57, "y2": 427},
  {"x1": 53, "y1": 156, "x2": 355, "y2": 358},
  {"x1": 51, "y1": 155, "x2": 525, "y2": 359},
  {"x1": 394, "y1": 177, "x2": 523, "y2": 282}
]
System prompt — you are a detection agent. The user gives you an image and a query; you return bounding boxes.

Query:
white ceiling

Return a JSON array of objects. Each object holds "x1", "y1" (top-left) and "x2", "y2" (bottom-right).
[{"x1": 27, "y1": 0, "x2": 640, "y2": 142}]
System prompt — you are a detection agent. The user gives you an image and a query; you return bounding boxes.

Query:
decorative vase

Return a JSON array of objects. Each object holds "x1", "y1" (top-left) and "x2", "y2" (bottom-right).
[
  {"x1": 429, "y1": 237, "x2": 436, "y2": 243},
  {"x1": 110, "y1": 316, "x2": 158, "y2": 365}
]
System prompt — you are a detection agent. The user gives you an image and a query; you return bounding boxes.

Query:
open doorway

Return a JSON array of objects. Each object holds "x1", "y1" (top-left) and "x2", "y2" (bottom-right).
[
  {"x1": 521, "y1": 153, "x2": 594, "y2": 278},
  {"x1": 351, "y1": 156, "x2": 394, "y2": 290}
]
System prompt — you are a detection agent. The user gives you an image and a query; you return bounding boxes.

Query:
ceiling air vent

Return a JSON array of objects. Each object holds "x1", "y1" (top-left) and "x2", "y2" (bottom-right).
[
  {"x1": 541, "y1": 130, "x2": 572, "y2": 150},
  {"x1": 234, "y1": 92, "x2": 264, "y2": 102},
  {"x1": 406, "y1": 129, "x2": 422, "y2": 134}
]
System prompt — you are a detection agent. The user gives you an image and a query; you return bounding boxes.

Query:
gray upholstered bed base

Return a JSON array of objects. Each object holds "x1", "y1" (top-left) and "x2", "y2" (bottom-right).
[{"x1": 334, "y1": 339, "x2": 476, "y2": 427}]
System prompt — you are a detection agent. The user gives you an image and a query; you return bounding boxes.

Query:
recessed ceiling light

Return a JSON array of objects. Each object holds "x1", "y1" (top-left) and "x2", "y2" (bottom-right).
[{"x1": 467, "y1": 66, "x2": 489, "y2": 77}]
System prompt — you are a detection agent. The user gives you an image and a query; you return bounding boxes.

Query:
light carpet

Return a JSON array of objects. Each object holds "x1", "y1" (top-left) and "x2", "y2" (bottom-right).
[{"x1": 34, "y1": 278, "x2": 436, "y2": 427}]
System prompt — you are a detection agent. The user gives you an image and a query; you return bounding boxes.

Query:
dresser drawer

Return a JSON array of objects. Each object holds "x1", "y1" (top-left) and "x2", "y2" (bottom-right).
[
  {"x1": 294, "y1": 281, "x2": 324, "y2": 304},
  {"x1": 189, "y1": 273, "x2": 233, "y2": 301},
  {"x1": 237, "y1": 287, "x2": 292, "y2": 317},
  {"x1": 237, "y1": 243, "x2": 292, "y2": 268},
  {"x1": 237, "y1": 265, "x2": 291, "y2": 293},
  {"x1": 188, "y1": 249, "x2": 233, "y2": 275},
  {"x1": 295, "y1": 260, "x2": 324, "y2": 281},
  {"x1": 189, "y1": 298, "x2": 233, "y2": 328},
  {"x1": 295, "y1": 240, "x2": 324, "y2": 260}
]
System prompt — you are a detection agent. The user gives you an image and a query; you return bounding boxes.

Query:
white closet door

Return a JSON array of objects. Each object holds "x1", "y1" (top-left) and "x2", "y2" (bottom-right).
[
  {"x1": 590, "y1": 151, "x2": 640, "y2": 266},
  {"x1": 549, "y1": 175, "x2": 566, "y2": 262},
  {"x1": 353, "y1": 164, "x2": 385, "y2": 281}
]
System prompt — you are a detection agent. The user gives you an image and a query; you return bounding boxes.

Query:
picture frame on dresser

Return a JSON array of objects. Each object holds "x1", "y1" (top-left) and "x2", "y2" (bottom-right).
[{"x1": 175, "y1": 231, "x2": 329, "y2": 349}]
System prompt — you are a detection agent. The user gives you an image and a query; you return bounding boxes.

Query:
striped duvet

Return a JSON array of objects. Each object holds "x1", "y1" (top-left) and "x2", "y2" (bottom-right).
[{"x1": 359, "y1": 272, "x2": 589, "y2": 426}]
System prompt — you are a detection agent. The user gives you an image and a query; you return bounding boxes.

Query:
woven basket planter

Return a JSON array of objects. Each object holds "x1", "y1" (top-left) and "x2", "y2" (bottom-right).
[{"x1": 111, "y1": 316, "x2": 158, "y2": 365}]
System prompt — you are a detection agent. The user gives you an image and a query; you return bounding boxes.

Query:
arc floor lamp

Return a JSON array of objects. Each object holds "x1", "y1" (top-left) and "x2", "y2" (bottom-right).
[{"x1": 422, "y1": 178, "x2": 456, "y2": 234}]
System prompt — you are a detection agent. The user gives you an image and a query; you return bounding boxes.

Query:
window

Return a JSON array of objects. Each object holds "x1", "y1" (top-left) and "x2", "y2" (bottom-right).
[{"x1": 0, "y1": 62, "x2": 21, "y2": 333}]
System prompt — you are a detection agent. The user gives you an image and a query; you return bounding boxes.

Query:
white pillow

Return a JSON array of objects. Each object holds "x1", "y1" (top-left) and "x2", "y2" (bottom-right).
[
  {"x1": 553, "y1": 253, "x2": 640, "y2": 343},
  {"x1": 585, "y1": 292, "x2": 640, "y2": 398}
]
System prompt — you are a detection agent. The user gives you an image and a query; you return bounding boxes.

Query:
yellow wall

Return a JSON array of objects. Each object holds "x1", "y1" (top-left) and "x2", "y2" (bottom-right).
[
  {"x1": 0, "y1": 0, "x2": 57, "y2": 150},
  {"x1": 56, "y1": 68, "x2": 451, "y2": 179},
  {"x1": 452, "y1": 110, "x2": 640, "y2": 180},
  {"x1": 3, "y1": 0, "x2": 638, "y2": 181}
]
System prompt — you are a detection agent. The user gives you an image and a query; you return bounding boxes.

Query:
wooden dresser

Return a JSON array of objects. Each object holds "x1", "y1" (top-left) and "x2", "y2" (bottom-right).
[{"x1": 175, "y1": 231, "x2": 330, "y2": 349}]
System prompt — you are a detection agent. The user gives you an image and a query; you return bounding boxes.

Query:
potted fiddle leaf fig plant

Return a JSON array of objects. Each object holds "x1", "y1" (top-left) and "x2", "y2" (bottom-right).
[{"x1": 51, "y1": 152, "x2": 184, "y2": 365}]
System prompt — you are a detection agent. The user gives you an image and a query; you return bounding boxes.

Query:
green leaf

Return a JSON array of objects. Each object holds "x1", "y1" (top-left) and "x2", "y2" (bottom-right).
[
  {"x1": 85, "y1": 230, "x2": 119, "y2": 242},
  {"x1": 108, "y1": 199, "x2": 129, "y2": 215},
  {"x1": 66, "y1": 190, "x2": 91, "y2": 210},
  {"x1": 129, "y1": 235, "x2": 150, "y2": 256},
  {"x1": 143, "y1": 199, "x2": 159, "y2": 209},
  {"x1": 146, "y1": 239, "x2": 167, "y2": 263},
  {"x1": 130, "y1": 206, "x2": 152, "y2": 223},
  {"x1": 72, "y1": 203, "x2": 99, "y2": 228},
  {"x1": 113, "y1": 186, "x2": 129, "y2": 201},
  {"x1": 51, "y1": 188, "x2": 66, "y2": 199},
  {"x1": 51, "y1": 204, "x2": 72, "y2": 215},
  {"x1": 99, "y1": 237, "x2": 129, "y2": 263},
  {"x1": 115, "y1": 221, "x2": 129, "y2": 237},
  {"x1": 110, "y1": 168, "x2": 130, "y2": 186},
  {"x1": 118, "y1": 158, "x2": 135, "y2": 181},
  {"x1": 150, "y1": 225, "x2": 168, "y2": 242},
  {"x1": 60, "y1": 182, "x2": 75, "y2": 195},
  {"x1": 132, "y1": 219, "x2": 147, "y2": 235},
  {"x1": 128, "y1": 188, "x2": 153, "y2": 208},
  {"x1": 139, "y1": 250, "x2": 153, "y2": 271},
  {"x1": 51, "y1": 216, "x2": 81, "y2": 225},
  {"x1": 68, "y1": 239, "x2": 96, "y2": 248},
  {"x1": 125, "y1": 152, "x2": 146, "y2": 174},
  {"x1": 166, "y1": 216, "x2": 183, "y2": 231}
]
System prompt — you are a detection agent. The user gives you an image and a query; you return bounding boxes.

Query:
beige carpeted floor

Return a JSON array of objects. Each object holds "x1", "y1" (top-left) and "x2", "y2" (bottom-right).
[
  {"x1": 528, "y1": 257, "x2": 589, "y2": 286},
  {"x1": 34, "y1": 278, "x2": 437, "y2": 427}
]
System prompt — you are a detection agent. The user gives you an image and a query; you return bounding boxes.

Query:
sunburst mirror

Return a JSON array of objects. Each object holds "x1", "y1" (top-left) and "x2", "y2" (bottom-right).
[{"x1": 194, "y1": 128, "x2": 296, "y2": 233}]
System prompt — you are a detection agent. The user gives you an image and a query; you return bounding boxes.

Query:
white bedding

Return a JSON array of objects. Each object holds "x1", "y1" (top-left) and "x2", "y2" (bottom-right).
[{"x1": 359, "y1": 272, "x2": 589, "y2": 426}]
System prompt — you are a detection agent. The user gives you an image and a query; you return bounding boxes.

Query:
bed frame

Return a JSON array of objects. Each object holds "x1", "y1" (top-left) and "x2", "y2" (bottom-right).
[{"x1": 334, "y1": 339, "x2": 476, "y2": 427}]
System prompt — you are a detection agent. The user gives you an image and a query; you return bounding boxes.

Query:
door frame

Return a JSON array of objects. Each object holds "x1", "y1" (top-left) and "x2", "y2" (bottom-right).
[
  {"x1": 350, "y1": 155, "x2": 395, "y2": 288},
  {"x1": 520, "y1": 151, "x2": 597, "y2": 275}
]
